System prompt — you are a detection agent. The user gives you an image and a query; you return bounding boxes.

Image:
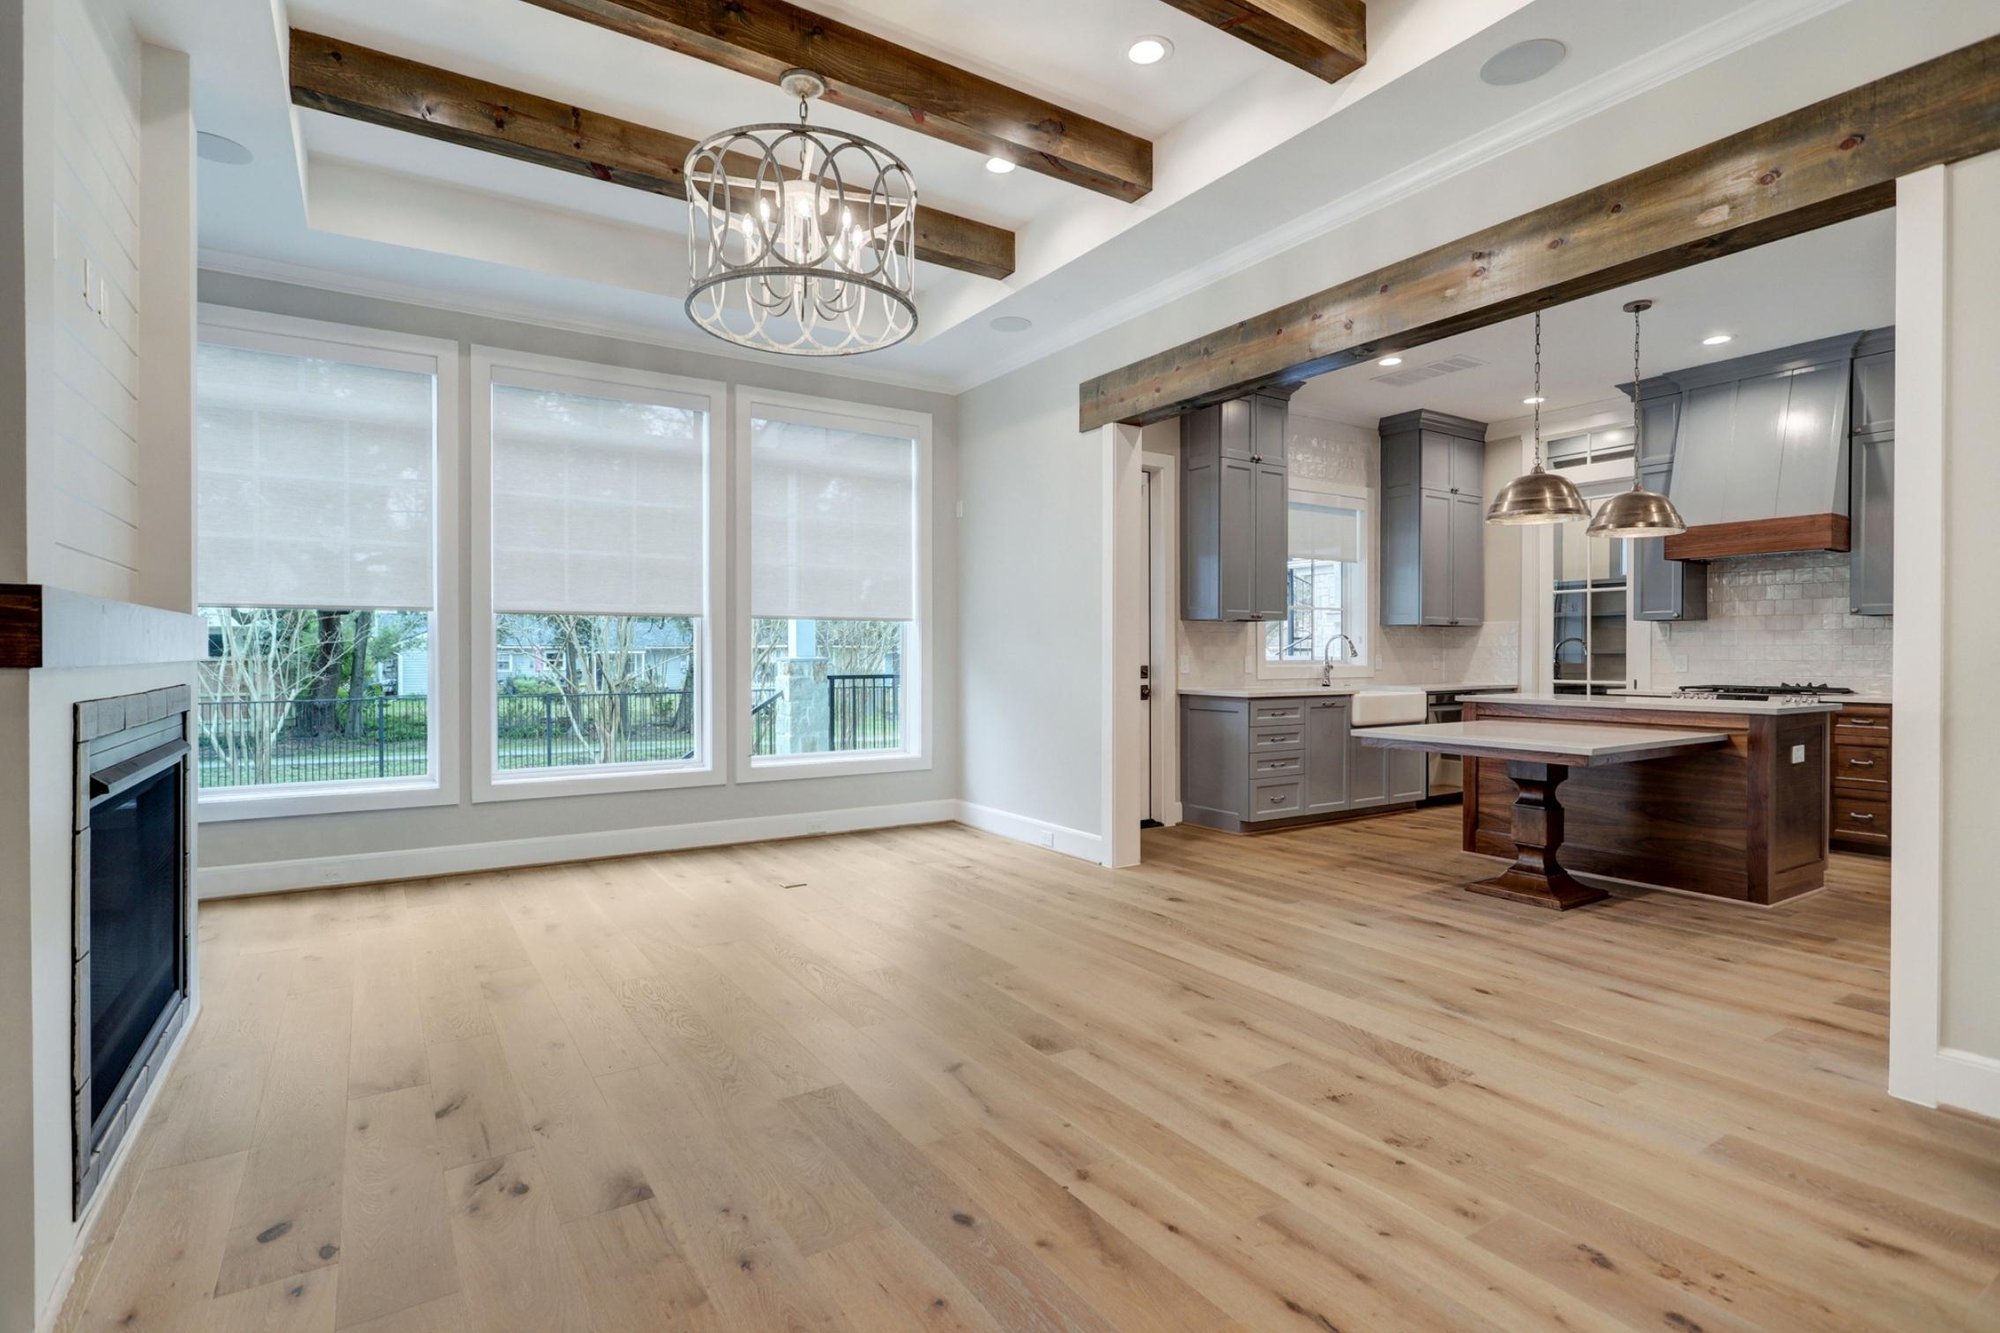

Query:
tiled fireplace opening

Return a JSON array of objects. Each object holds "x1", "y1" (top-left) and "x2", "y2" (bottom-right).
[{"x1": 73, "y1": 685, "x2": 192, "y2": 1216}]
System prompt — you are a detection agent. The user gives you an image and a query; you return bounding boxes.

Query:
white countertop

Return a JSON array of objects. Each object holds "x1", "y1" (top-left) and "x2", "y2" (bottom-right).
[
  {"x1": 1479, "y1": 692, "x2": 1842, "y2": 716},
  {"x1": 1356, "y1": 719, "x2": 1732, "y2": 765},
  {"x1": 1177, "y1": 681, "x2": 1517, "y2": 700}
]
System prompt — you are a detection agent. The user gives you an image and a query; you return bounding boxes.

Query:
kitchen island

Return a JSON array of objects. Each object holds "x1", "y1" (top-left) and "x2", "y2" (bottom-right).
[{"x1": 1460, "y1": 694, "x2": 1840, "y2": 905}]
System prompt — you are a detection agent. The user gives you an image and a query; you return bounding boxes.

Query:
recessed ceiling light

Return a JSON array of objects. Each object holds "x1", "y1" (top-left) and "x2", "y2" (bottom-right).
[
  {"x1": 196, "y1": 131, "x2": 253, "y2": 165},
  {"x1": 1127, "y1": 36, "x2": 1173, "y2": 65},
  {"x1": 990, "y1": 315, "x2": 1033, "y2": 334},
  {"x1": 1377, "y1": 356, "x2": 1403, "y2": 367},
  {"x1": 1703, "y1": 333, "x2": 1734, "y2": 346},
  {"x1": 1522, "y1": 396, "x2": 1546, "y2": 405},
  {"x1": 1479, "y1": 38, "x2": 1568, "y2": 87},
  {"x1": 985, "y1": 157, "x2": 1016, "y2": 174}
]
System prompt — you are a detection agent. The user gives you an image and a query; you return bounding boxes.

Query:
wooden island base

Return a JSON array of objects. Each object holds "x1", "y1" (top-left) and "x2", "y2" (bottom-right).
[
  {"x1": 1470, "y1": 761, "x2": 1608, "y2": 910},
  {"x1": 1463, "y1": 698, "x2": 1837, "y2": 905}
]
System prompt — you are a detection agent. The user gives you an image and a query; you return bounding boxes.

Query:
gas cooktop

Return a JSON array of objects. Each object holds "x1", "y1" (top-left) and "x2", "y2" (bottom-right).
[{"x1": 1677, "y1": 682, "x2": 1857, "y2": 701}]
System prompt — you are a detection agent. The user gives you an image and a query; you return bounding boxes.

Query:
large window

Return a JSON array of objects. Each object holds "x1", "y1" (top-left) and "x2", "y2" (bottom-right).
[
  {"x1": 475, "y1": 351, "x2": 721, "y2": 797},
  {"x1": 1264, "y1": 495, "x2": 1370, "y2": 673},
  {"x1": 194, "y1": 311, "x2": 457, "y2": 817},
  {"x1": 740, "y1": 390, "x2": 928, "y2": 776}
]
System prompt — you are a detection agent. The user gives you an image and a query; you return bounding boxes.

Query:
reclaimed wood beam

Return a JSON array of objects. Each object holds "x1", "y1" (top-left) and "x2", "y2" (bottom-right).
[
  {"x1": 1153, "y1": 0, "x2": 1365, "y2": 82},
  {"x1": 287, "y1": 30, "x2": 1016, "y2": 281},
  {"x1": 522, "y1": 0, "x2": 1154, "y2": 202},
  {"x1": 1080, "y1": 35, "x2": 2000, "y2": 431}
]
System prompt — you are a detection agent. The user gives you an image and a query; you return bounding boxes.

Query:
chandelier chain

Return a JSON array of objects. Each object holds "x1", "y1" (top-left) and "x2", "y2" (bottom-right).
[{"x1": 1532, "y1": 311, "x2": 1543, "y2": 467}]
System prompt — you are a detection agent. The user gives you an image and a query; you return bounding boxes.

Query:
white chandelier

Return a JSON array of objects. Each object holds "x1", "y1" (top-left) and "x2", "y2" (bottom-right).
[{"x1": 685, "y1": 70, "x2": 918, "y2": 356}]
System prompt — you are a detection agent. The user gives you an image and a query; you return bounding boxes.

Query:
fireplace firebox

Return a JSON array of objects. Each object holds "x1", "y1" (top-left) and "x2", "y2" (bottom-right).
[{"x1": 72, "y1": 686, "x2": 192, "y2": 1215}]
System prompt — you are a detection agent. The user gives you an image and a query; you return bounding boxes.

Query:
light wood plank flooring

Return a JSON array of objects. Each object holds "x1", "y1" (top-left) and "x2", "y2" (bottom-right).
[{"x1": 59, "y1": 809, "x2": 2000, "y2": 1331}]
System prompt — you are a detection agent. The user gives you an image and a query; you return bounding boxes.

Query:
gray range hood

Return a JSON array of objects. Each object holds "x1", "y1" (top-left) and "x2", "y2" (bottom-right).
[{"x1": 1653, "y1": 332, "x2": 1864, "y2": 560}]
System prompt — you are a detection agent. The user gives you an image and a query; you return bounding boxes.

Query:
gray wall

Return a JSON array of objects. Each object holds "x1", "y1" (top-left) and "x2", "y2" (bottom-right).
[{"x1": 194, "y1": 272, "x2": 960, "y2": 878}]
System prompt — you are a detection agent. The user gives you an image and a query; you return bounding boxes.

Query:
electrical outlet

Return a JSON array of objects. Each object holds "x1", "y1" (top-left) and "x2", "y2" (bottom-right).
[
  {"x1": 1179, "y1": 653, "x2": 1192, "y2": 675},
  {"x1": 1033, "y1": 829, "x2": 1055, "y2": 849},
  {"x1": 805, "y1": 817, "x2": 829, "y2": 835},
  {"x1": 1674, "y1": 653, "x2": 1689, "y2": 672},
  {"x1": 954, "y1": 500, "x2": 964, "y2": 518},
  {"x1": 1790, "y1": 744, "x2": 1806, "y2": 764}
]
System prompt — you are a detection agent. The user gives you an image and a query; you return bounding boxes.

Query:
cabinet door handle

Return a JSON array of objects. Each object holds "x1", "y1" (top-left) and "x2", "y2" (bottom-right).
[
  {"x1": 1845, "y1": 719, "x2": 1878, "y2": 727},
  {"x1": 1848, "y1": 812, "x2": 1876, "y2": 822},
  {"x1": 1847, "y1": 758, "x2": 1877, "y2": 768}
]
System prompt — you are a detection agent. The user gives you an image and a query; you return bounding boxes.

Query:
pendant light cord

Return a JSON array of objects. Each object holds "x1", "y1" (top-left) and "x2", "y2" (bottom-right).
[
  {"x1": 1630, "y1": 303, "x2": 1645, "y2": 492},
  {"x1": 1532, "y1": 311, "x2": 1544, "y2": 468}
]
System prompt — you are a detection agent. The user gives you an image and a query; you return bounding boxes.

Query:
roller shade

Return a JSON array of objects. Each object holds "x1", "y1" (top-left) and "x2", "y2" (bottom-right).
[
  {"x1": 196, "y1": 341, "x2": 436, "y2": 610},
  {"x1": 750, "y1": 413, "x2": 916, "y2": 621},
  {"x1": 490, "y1": 375, "x2": 708, "y2": 617},
  {"x1": 1291, "y1": 502, "x2": 1360, "y2": 563}
]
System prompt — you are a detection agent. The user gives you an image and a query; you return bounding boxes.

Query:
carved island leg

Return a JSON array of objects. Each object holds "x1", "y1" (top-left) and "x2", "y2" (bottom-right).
[{"x1": 1468, "y1": 760, "x2": 1608, "y2": 910}]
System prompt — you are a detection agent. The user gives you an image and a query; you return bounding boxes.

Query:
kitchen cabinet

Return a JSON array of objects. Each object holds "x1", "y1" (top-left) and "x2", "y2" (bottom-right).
[
  {"x1": 1182, "y1": 393, "x2": 1290, "y2": 621},
  {"x1": 1849, "y1": 341, "x2": 1894, "y2": 616},
  {"x1": 1180, "y1": 694, "x2": 1424, "y2": 832},
  {"x1": 1380, "y1": 410, "x2": 1486, "y2": 627},
  {"x1": 1831, "y1": 702, "x2": 1891, "y2": 853},
  {"x1": 1627, "y1": 391, "x2": 1708, "y2": 622}
]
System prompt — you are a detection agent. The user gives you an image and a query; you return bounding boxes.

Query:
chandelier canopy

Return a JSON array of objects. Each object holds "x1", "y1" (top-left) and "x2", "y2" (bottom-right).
[{"x1": 685, "y1": 70, "x2": 918, "y2": 356}]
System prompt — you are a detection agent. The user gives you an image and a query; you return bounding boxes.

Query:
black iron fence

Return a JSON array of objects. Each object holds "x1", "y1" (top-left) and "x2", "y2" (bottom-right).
[
  {"x1": 197, "y1": 696, "x2": 429, "y2": 788},
  {"x1": 829, "y1": 673, "x2": 900, "y2": 751},
  {"x1": 199, "y1": 677, "x2": 895, "y2": 788},
  {"x1": 496, "y1": 688, "x2": 694, "y2": 770}
]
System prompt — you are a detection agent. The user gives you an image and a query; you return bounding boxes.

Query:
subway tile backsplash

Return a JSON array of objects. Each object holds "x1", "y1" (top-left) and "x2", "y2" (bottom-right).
[{"x1": 1650, "y1": 552, "x2": 1892, "y2": 696}]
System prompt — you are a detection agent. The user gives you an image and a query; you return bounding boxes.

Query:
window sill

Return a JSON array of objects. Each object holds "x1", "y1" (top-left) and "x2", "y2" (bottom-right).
[
  {"x1": 738, "y1": 751, "x2": 931, "y2": 783},
  {"x1": 197, "y1": 777, "x2": 454, "y2": 822},
  {"x1": 474, "y1": 761, "x2": 725, "y2": 803}
]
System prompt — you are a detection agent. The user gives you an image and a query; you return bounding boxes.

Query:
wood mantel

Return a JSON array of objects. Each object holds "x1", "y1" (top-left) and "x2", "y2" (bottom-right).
[
  {"x1": 0, "y1": 584, "x2": 207, "y2": 670},
  {"x1": 1461, "y1": 698, "x2": 1834, "y2": 905}
]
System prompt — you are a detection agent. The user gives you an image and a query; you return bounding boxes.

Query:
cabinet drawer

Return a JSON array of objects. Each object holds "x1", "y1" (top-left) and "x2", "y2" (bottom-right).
[
  {"x1": 1832, "y1": 797, "x2": 1891, "y2": 841},
  {"x1": 1832, "y1": 744, "x2": 1890, "y2": 789},
  {"x1": 1250, "y1": 700, "x2": 1305, "y2": 724},
  {"x1": 1252, "y1": 752, "x2": 1303, "y2": 778},
  {"x1": 1247, "y1": 779, "x2": 1303, "y2": 819},
  {"x1": 1250, "y1": 724, "x2": 1305, "y2": 753},
  {"x1": 1833, "y1": 708, "x2": 1891, "y2": 747}
]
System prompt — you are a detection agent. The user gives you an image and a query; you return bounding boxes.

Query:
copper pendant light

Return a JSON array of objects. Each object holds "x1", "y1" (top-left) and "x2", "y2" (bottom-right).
[
  {"x1": 1487, "y1": 311, "x2": 1589, "y2": 525},
  {"x1": 1588, "y1": 299, "x2": 1688, "y2": 538}
]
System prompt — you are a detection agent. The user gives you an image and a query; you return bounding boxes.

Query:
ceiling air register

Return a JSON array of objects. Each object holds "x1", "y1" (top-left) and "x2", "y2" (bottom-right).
[{"x1": 686, "y1": 69, "x2": 918, "y2": 356}]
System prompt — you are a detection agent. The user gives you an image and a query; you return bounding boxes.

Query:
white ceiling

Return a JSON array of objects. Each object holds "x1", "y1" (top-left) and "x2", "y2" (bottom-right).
[
  {"x1": 104, "y1": 0, "x2": 1984, "y2": 392},
  {"x1": 1289, "y1": 210, "x2": 1897, "y2": 430}
]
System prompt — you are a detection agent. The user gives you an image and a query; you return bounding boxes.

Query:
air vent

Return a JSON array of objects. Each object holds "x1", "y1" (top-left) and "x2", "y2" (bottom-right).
[{"x1": 1371, "y1": 354, "x2": 1485, "y2": 387}]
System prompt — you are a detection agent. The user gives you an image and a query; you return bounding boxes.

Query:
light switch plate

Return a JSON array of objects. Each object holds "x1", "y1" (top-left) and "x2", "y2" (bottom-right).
[{"x1": 1791, "y1": 744, "x2": 1806, "y2": 764}]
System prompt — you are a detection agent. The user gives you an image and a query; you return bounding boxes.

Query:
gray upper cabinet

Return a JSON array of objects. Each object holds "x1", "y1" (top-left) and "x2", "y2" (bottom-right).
[
  {"x1": 1380, "y1": 410, "x2": 1486, "y2": 627},
  {"x1": 1850, "y1": 335, "x2": 1894, "y2": 616},
  {"x1": 1183, "y1": 393, "x2": 1291, "y2": 621},
  {"x1": 1628, "y1": 389, "x2": 1708, "y2": 623}
]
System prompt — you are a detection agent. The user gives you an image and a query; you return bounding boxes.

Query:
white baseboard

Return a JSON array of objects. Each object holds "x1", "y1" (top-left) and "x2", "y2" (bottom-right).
[
  {"x1": 197, "y1": 800, "x2": 959, "y2": 898},
  {"x1": 1936, "y1": 1047, "x2": 2000, "y2": 1121},
  {"x1": 954, "y1": 801, "x2": 1106, "y2": 864}
]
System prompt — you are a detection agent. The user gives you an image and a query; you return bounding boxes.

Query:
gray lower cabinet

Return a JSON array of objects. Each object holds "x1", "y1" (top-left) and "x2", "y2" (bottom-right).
[{"x1": 1181, "y1": 695, "x2": 1425, "y2": 832}]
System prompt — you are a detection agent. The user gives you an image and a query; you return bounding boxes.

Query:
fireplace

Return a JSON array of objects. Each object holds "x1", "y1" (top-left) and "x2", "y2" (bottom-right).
[{"x1": 72, "y1": 686, "x2": 192, "y2": 1215}]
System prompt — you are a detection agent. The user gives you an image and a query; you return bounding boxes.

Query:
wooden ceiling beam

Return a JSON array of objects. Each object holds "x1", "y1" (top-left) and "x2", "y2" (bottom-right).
[
  {"x1": 1154, "y1": 0, "x2": 1365, "y2": 82},
  {"x1": 1080, "y1": 35, "x2": 2000, "y2": 431},
  {"x1": 288, "y1": 30, "x2": 1015, "y2": 280},
  {"x1": 522, "y1": 0, "x2": 1154, "y2": 202}
]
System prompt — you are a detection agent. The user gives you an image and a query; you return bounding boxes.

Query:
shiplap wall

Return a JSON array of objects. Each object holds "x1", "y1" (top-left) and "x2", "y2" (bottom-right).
[{"x1": 46, "y1": 0, "x2": 141, "y2": 599}]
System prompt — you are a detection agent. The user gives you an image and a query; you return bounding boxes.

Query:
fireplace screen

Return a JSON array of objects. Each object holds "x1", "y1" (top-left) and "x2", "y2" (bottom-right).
[
  {"x1": 74, "y1": 686, "x2": 191, "y2": 1215},
  {"x1": 87, "y1": 764, "x2": 183, "y2": 1125}
]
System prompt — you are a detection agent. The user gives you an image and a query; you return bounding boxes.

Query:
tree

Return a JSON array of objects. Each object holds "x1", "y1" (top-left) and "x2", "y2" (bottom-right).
[
  {"x1": 198, "y1": 608, "x2": 342, "y2": 785},
  {"x1": 343, "y1": 609, "x2": 376, "y2": 738},
  {"x1": 511, "y1": 614, "x2": 670, "y2": 765}
]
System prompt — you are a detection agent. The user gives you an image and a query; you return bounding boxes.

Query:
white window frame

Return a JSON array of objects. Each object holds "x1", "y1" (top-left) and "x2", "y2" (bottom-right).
[
  {"x1": 192, "y1": 305, "x2": 461, "y2": 822},
  {"x1": 470, "y1": 347, "x2": 727, "y2": 802},
  {"x1": 1258, "y1": 482, "x2": 1374, "y2": 681},
  {"x1": 732, "y1": 386, "x2": 933, "y2": 783}
]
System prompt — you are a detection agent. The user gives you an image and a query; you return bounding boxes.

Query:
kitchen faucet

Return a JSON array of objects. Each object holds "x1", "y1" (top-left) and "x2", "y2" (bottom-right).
[
  {"x1": 1321, "y1": 633, "x2": 1360, "y2": 686},
  {"x1": 1554, "y1": 636, "x2": 1587, "y2": 663}
]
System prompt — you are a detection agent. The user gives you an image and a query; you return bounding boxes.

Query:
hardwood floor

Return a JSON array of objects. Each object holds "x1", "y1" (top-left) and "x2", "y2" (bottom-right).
[{"x1": 59, "y1": 809, "x2": 2000, "y2": 1331}]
